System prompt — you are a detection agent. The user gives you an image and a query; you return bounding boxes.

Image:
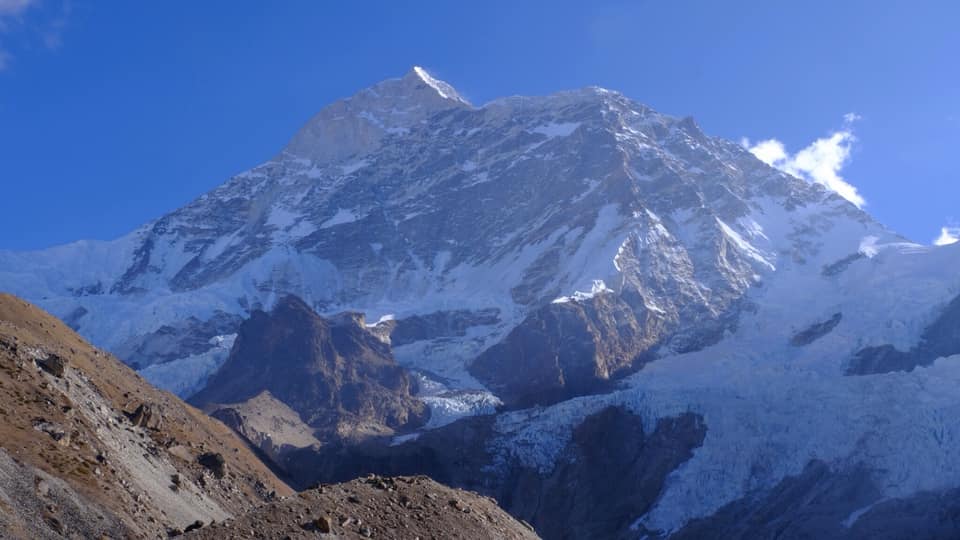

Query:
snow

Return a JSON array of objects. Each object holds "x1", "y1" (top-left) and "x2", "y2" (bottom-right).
[
  {"x1": 487, "y1": 209, "x2": 960, "y2": 532},
  {"x1": 339, "y1": 159, "x2": 369, "y2": 175},
  {"x1": 421, "y1": 392, "x2": 502, "y2": 429},
  {"x1": 859, "y1": 235, "x2": 880, "y2": 258},
  {"x1": 365, "y1": 313, "x2": 395, "y2": 327},
  {"x1": 389, "y1": 432, "x2": 421, "y2": 446},
  {"x1": 412, "y1": 66, "x2": 470, "y2": 105},
  {"x1": 531, "y1": 121, "x2": 581, "y2": 138},
  {"x1": 843, "y1": 499, "x2": 886, "y2": 528},
  {"x1": 320, "y1": 208, "x2": 362, "y2": 229},
  {"x1": 138, "y1": 334, "x2": 236, "y2": 397},
  {"x1": 411, "y1": 372, "x2": 502, "y2": 429},
  {"x1": 716, "y1": 217, "x2": 776, "y2": 271},
  {"x1": 552, "y1": 279, "x2": 613, "y2": 304}
]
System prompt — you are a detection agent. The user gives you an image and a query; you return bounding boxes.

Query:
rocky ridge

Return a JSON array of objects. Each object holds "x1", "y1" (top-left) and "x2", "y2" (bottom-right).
[{"x1": 186, "y1": 474, "x2": 539, "y2": 540}]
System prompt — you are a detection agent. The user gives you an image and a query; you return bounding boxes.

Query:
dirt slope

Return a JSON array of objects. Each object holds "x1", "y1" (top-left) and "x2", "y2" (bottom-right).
[
  {"x1": 187, "y1": 474, "x2": 540, "y2": 540},
  {"x1": 0, "y1": 293, "x2": 292, "y2": 538}
]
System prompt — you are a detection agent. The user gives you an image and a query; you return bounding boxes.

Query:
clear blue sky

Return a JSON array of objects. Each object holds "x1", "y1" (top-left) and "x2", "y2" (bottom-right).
[{"x1": 1, "y1": 0, "x2": 957, "y2": 250}]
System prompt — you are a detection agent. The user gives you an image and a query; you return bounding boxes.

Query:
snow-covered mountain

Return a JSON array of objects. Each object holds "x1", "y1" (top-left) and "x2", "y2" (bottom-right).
[{"x1": 3, "y1": 66, "x2": 960, "y2": 537}]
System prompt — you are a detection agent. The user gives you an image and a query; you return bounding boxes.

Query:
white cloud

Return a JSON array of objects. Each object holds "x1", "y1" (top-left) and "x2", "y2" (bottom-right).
[
  {"x1": 0, "y1": 0, "x2": 35, "y2": 17},
  {"x1": 0, "y1": 0, "x2": 36, "y2": 71},
  {"x1": 0, "y1": 0, "x2": 66, "y2": 71},
  {"x1": 743, "y1": 114, "x2": 865, "y2": 208},
  {"x1": 934, "y1": 226, "x2": 960, "y2": 246}
]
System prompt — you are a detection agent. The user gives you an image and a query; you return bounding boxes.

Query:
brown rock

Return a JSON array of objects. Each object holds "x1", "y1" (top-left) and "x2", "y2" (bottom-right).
[
  {"x1": 36, "y1": 353, "x2": 66, "y2": 378},
  {"x1": 313, "y1": 515, "x2": 332, "y2": 533}
]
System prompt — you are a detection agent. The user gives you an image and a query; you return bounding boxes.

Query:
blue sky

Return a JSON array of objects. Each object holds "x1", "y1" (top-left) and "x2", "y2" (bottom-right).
[{"x1": 0, "y1": 0, "x2": 957, "y2": 250}]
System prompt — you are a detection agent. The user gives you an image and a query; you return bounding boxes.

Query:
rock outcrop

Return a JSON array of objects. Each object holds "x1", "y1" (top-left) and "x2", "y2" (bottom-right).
[
  {"x1": 191, "y1": 295, "x2": 428, "y2": 441},
  {"x1": 470, "y1": 293, "x2": 662, "y2": 407},
  {"x1": 209, "y1": 390, "x2": 321, "y2": 464}
]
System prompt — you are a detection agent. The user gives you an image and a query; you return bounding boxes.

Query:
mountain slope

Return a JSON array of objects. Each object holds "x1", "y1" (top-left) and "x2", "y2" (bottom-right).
[{"x1": 0, "y1": 293, "x2": 292, "y2": 538}]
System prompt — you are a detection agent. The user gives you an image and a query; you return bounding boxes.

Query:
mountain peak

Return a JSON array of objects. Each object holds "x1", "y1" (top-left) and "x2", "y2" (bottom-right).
[
  {"x1": 404, "y1": 65, "x2": 470, "y2": 105},
  {"x1": 283, "y1": 66, "x2": 469, "y2": 162}
]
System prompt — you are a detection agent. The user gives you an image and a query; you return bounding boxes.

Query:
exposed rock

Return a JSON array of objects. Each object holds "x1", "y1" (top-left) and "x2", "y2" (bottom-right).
[
  {"x1": 285, "y1": 66, "x2": 470, "y2": 163},
  {"x1": 822, "y1": 252, "x2": 866, "y2": 277},
  {"x1": 0, "y1": 293, "x2": 292, "y2": 539},
  {"x1": 671, "y1": 461, "x2": 883, "y2": 540},
  {"x1": 210, "y1": 390, "x2": 321, "y2": 464},
  {"x1": 848, "y1": 293, "x2": 960, "y2": 375},
  {"x1": 198, "y1": 453, "x2": 226, "y2": 479},
  {"x1": 32, "y1": 419, "x2": 70, "y2": 446},
  {"x1": 313, "y1": 515, "x2": 332, "y2": 533},
  {"x1": 35, "y1": 352, "x2": 66, "y2": 378},
  {"x1": 191, "y1": 295, "x2": 428, "y2": 440},
  {"x1": 470, "y1": 293, "x2": 662, "y2": 407},
  {"x1": 126, "y1": 402, "x2": 163, "y2": 430},
  {"x1": 847, "y1": 344, "x2": 918, "y2": 375},
  {"x1": 505, "y1": 408, "x2": 706, "y2": 539},
  {"x1": 790, "y1": 312, "x2": 842, "y2": 346},
  {"x1": 281, "y1": 408, "x2": 704, "y2": 540},
  {"x1": 386, "y1": 308, "x2": 501, "y2": 347}
]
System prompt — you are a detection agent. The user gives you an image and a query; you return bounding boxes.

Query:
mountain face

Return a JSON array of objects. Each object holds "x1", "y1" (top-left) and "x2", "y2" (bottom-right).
[
  {"x1": 0, "y1": 294, "x2": 292, "y2": 538},
  {"x1": 190, "y1": 295, "x2": 427, "y2": 441},
  {"x1": 0, "y1": 66, "x2": 868, "y2": 395},
  {"x1": 4, "y1": 67, "x2": 960, "y2": 538}
]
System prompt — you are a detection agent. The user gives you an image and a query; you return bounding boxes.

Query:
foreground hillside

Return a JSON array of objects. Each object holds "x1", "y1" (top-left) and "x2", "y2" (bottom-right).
[
  {"x1": 0, "y1": 293, "x2": 292, "y2": 537},
  {"x1": 0, "y1": 294, "x2": 541, "y2": 539},
  {"x1": 187, "y1": 474, "x2": 539, "y2": 540}
]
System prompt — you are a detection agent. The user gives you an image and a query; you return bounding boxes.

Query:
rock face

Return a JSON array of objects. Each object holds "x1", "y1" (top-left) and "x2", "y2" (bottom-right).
[
  {"x1": 470, "y1": 292, "x2": 662, "y2": 408},
  {"x1": 209, "y1": 390, "x2": 321, "y2": 464},
  {"x1": 506, "y1": 408, "x2": 706, "y2": 540},
  {"x1": 0, "y1": 294, "x2": 292, "y2": 539},
  {"x1": 671, "y1": 461, "x2": 883, "y2": 540},
  {"x1": 847, "y1": 293, "x2": 960, "y2": 375},
  {"x1": 185, "y1": 475, "x2": 540, "y2": 540},
  {"x1": 672, "y1": 459, "x2": 960, "y2": 540},
  {"x1": 790, "y1": 312, "x2": 842, "y2": 346},
  {"x1": 191, "y1": 295, "x2": 428, "y2": 440}
]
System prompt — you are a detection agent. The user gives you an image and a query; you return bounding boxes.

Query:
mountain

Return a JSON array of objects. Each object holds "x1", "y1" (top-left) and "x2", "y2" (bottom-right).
[
  {"x1": 0, "y1": 65, "x2": 871, "y2": 398},
  {"x1": 190, "y1": 295, "x2": 427, "y2": 444},
  {"x1": 0, "y1": 293, "x2": 292, "y2": 538},
  {"x1": 4, "y1": 67, "x2": 960, "y2": 538}
]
